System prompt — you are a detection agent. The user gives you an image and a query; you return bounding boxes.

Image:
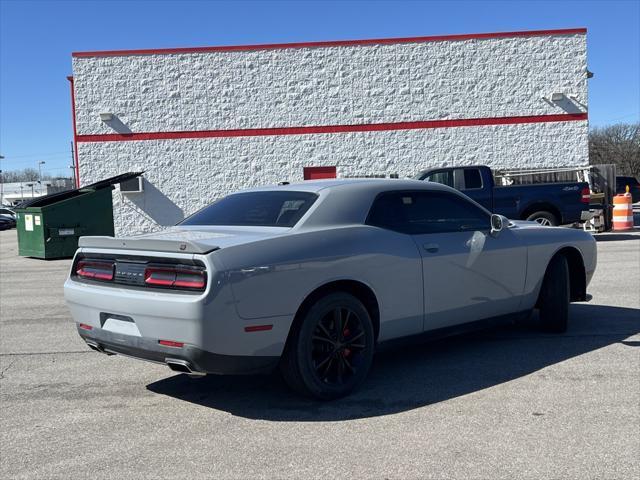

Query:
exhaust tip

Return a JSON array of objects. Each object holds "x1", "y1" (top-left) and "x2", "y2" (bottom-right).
[
  {"x1": 166, "y1": 360, "x2": 191, "y2": 373},
  {"x1": 85, "y1": 340, "x2": 115, "y2": 356},
  {"x1": 166, "y1": 359, "x2": 206, "y2": 377},
  {"x1": 85, "y1": 340, "x2": 103, "y2": 353}
]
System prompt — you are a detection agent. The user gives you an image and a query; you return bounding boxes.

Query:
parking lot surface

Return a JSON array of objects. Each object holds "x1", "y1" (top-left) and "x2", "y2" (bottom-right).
[{"x1": 1, "y1": 228, "x2": 638, "y2": 479}]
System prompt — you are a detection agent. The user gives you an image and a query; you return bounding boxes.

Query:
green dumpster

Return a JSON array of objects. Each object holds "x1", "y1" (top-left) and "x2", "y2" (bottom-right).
[{"x1": 15, "y1": 172, "x2": 142, "y2": 259}]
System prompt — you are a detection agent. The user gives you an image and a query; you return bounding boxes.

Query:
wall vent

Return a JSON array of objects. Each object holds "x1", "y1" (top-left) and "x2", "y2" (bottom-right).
[{"x1": 120, "y1": 177, "x2": 144, "y2": 193}]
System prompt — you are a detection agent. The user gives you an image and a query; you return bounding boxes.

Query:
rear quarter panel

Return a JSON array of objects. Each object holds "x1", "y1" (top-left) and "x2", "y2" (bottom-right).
[{"x1": 215, "y1": 226, "x2": 424, "y2": 342}]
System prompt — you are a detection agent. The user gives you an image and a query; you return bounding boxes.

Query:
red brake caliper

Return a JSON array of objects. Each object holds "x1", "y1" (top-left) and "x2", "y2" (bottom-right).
[{"x1": 342, "y1": 328, "x2": 351, "y2": 357}]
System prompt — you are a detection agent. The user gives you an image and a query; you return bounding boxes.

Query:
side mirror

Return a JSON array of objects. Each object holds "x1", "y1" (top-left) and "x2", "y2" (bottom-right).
[{"x1": 490, "y1": 214, "x2": 504, "y2": 236}]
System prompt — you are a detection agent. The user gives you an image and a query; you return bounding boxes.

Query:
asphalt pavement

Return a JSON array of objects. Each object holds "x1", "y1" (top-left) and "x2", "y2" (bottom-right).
[{"x1": 1, "y1": 228, "x2": 638, "y2": 479}]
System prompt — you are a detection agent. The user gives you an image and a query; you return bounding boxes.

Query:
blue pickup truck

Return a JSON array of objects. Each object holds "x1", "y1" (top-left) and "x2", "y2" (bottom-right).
[{"x1": 416, "y1": 165, "x2": 590, "y2": 226}]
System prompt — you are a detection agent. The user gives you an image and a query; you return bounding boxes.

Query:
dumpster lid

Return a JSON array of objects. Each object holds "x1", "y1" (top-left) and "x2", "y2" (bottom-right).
[
  {"x1": 16, "y1": 172, "x2": 144, "y2": 208},
  {"x1": 81, "y1": 172, "x2": 144, "y2": 192}
]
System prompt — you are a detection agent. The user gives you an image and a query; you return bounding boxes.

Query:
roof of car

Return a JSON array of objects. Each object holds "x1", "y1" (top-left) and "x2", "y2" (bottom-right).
[{"x1": 242, "y1": 178, "x2": 450, "y2": 194}]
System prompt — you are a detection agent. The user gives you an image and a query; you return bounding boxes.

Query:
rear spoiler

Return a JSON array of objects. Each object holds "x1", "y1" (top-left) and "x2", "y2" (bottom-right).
[{"x1": 78, "y1": 236, "x2": 219, "y2": 255}]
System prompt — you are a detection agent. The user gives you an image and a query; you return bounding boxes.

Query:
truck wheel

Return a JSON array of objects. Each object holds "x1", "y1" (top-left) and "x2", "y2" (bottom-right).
[
  {"x1": 538, "y1": 255, "x2": 570, "y2": 333},
  {"x1": 280, "y1": 292, "x2": 375, "y2": 400},
  {"x1": 526, "y1": 211, "x2": 558, "y2": 226}
]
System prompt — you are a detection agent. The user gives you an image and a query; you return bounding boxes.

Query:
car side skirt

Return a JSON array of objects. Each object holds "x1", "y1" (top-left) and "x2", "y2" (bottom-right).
[{"x1": 375, "y1": 310, "x2": 533, "y2": 352}]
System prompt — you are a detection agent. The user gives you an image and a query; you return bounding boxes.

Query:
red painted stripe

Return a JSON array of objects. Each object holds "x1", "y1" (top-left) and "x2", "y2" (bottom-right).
[
  {"x1": 67, "y1": 76, "x2": 81, "y2": 186},
  {"x1": 76, "y1": 113, "x2": 588, "y2": 143},
  {"x1": 244, "y1": 325, "x2": 274, "y2": 333},
  {"x1": 72, "y1": 28, "x2": 587, "y2": 58}
]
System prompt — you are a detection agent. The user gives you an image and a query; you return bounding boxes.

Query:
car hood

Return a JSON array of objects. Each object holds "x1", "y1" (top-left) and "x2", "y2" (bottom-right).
[{"x1": 78, "y1": 225, "x2": 290, "y2": 254}]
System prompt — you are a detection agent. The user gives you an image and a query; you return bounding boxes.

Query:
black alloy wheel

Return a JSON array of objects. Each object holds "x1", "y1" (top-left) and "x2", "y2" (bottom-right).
[
  {"x1": 280, "y1": 292, "x2": 375, "y2": 400},
  {"x1": 311, "y1": 306, "x2": 367, "y2": 386}
]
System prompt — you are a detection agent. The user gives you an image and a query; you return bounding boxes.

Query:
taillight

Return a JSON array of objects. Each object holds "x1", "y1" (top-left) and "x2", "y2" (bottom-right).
[
  {"x1": 144, "y1": 266, "x2": 206, "y2": 290},
  {"x1": 76, "y1": 260, "x2": 115, "y2": 281},
  {"x1": 581, "y1": 187, "x2": 591, "y2": 203},
  {"x1": 159, "y1": 340, "x2": 184, "y2": 348}
]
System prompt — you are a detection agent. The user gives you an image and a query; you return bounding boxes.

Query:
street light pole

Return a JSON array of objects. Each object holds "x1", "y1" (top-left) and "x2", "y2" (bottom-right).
[
  {"x1": 0, "y1": 155, "x2": 4, "y2": 205},
  {"x1": 38, "y1": 161, "x2": 46, "y2": 192}
]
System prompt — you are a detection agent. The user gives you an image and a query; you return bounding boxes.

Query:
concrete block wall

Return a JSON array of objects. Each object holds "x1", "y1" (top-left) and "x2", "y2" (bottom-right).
[{"x1": 72, "y1": 29, "x2": 589, "y2": 235}]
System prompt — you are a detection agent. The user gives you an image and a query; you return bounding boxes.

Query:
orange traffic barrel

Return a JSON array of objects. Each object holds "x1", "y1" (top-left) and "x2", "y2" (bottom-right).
[{"x1": 612, "y1": 189, "x2": 634, "y2": 231}]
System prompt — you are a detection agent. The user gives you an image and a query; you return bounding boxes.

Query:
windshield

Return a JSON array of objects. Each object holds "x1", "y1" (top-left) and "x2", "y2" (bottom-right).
[{"x1": 180, "y1": 191, "x2": 318, "y2": 227}]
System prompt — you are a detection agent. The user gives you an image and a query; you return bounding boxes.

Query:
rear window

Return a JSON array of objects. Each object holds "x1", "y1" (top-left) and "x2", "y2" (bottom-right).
[{"x1": 180, "y1": 191, "x2": 318, "y2": 227}]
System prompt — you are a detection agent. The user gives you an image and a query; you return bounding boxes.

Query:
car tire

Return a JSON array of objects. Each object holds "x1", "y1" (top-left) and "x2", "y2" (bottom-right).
[
  {"x1": 526, "y1": 211, "x2": 559, "y2": 226},
  {"x1": 280, "y1": 292, "x2": 375, "y2": 400},
  {"x1": 538, "y1": 255, "x2": 570, "y2": 333}
]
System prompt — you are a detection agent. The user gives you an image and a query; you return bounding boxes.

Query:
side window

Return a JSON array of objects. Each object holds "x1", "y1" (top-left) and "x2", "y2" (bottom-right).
[
  {"x1": 462, "y1": 169, "x2": 483, "y2": 190},
  {"x1": 366, "y1": 193, "x2": 410, "y2": 233},
  {"x1": 367, "y1": 191, "x2": 490, "y2": 234},
  {"x1": 423, "y1": 171, "x2": 453, "y2": 187}
]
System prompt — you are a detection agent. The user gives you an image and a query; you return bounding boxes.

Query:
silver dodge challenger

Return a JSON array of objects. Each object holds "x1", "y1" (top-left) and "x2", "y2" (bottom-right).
[{"x1": 64, "y1": 179, "x2": 596, "y2": 399}]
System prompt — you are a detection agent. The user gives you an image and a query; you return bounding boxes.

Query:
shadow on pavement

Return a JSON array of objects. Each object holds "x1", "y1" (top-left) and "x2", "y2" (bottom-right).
[
  {"x1": 594, "y1": 233, "x2": 640, "y2": 242},
  {"x1": 147, "y1": 304, "x2": 639, "y2": 421}
]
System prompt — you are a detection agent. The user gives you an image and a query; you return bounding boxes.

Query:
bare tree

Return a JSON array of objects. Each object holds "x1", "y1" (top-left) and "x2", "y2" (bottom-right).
[
  {"x1": 1, "y1": 168, "x2": 54, "y2": 183},
  {"x1": 589, "y1": 122, "x2": 640, "y2": 178}
]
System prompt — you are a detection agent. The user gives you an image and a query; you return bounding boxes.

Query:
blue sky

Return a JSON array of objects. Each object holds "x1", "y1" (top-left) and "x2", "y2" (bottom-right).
[{"x1": 1, "y1": 0, "x2": 638, "y2": 177}]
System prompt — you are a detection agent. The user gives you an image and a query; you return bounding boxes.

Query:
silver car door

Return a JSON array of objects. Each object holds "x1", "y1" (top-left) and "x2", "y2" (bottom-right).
[
  {"x1": 367, "y1": 190, "x2": 527, "y2": 332},
  {"x1": 416, "y1": 227, "x2": 527, "y2": 331}
]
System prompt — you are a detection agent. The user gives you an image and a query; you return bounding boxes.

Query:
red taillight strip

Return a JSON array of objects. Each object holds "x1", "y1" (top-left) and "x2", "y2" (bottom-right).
[
  {"x1": 244, "y1": 325, "x2": 273, "y2": 333},
  {"x1": 79, "y1": 323, "x2": 93, "y2": 330},
  {"x1": 76, "y1": 260, "x2": 115, "y2": 281},
  {"x1": 144, "y1": 267, "x2": 176, "y2": 286},
  {"x1": 144, "y1": 266, "x2": 206, "y2": 289},
  {"x1": 173, "y1": 277, "x2": 206, "y2": 289},
  {"x1": 159, "y1": 340, "x2": 184, "y2": 347},
  {"x1": 581, "y1": 187, "x2": 591, "y2": 203}
]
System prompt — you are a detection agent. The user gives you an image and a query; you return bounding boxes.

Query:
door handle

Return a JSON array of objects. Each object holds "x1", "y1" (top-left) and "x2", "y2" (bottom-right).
[{"x1": 423, "y1": 243, "x2": 439, "y2": 253}]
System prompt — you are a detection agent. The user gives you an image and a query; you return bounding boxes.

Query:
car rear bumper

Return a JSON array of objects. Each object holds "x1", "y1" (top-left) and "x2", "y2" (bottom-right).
[{"x1": 77, "y1": 325, "x2": 279, "y2": 375}]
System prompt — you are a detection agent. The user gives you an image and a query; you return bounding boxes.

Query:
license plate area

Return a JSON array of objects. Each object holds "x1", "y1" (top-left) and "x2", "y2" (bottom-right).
[{"x1": 100, "y1": 313, "x2": 141, "y2": 337}]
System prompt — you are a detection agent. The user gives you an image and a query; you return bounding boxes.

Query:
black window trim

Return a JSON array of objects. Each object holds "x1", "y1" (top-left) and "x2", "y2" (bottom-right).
[{"x1": 365, "y1": 189, "x2": 492, "y2": 235}]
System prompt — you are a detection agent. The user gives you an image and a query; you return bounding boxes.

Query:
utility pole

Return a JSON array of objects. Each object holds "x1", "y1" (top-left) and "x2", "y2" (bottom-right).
[
  {"x1": 70, "y1": 141, "x2": 77, "y2": 187},
  {"x1": 0, "y1": 155, "x2": 4, "y2": 205}
]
